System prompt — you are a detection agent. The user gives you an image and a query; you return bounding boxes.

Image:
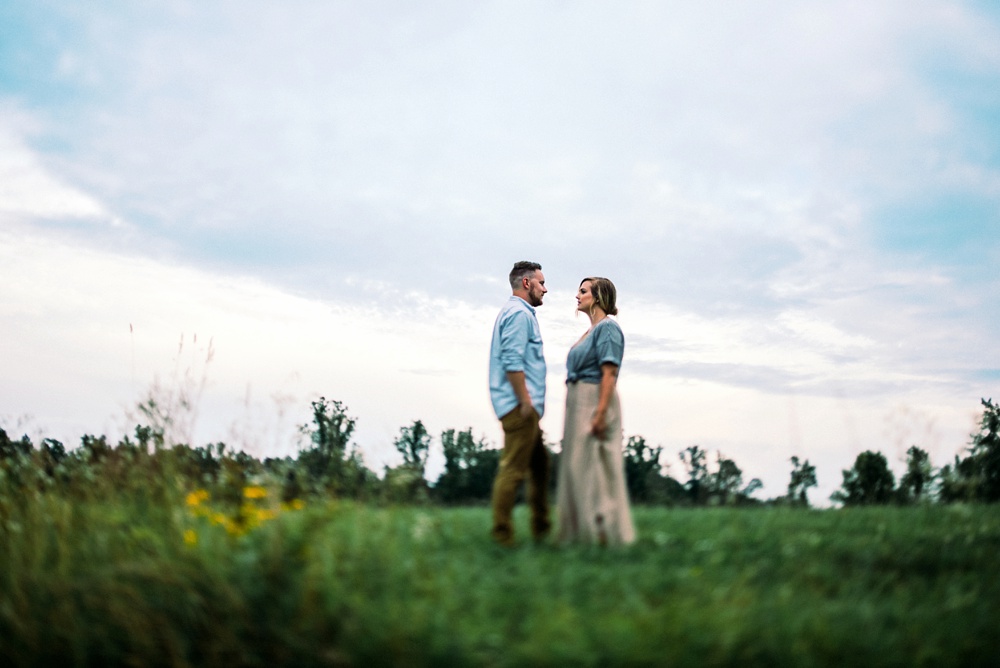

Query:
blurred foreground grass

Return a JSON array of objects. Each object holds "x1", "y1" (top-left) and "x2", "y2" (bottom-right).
[{"x1": 2, "y1": 494, "x2": 999, "y2": 667}]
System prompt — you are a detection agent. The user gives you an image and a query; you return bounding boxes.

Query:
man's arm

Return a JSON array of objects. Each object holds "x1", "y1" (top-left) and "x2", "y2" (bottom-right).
[
  {"x1": 506, "y1": 371, "x2": 535, "y2": 418},
  {"x1": 499, "y1": 311, "x2": 535, "y2": 417}
]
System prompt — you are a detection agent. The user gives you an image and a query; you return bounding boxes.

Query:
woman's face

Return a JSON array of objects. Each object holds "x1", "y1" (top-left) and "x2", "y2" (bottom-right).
[{"x1": 576, "y1": 281, "x2": 595, "y2": 313}]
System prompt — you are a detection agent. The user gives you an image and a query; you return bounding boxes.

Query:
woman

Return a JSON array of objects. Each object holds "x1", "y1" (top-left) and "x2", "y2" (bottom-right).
[{"x1": 556, "y1": 277, "x2": 635, "y2": 546}]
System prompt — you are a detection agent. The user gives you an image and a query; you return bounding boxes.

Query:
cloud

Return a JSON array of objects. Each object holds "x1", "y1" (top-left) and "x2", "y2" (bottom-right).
[
  {"x1": 0, "y1": 107, "x2": 108, "y2": 220},
  {"x1": 4, "y1": 3, "x2": 994, "y2": 316},
  {"x1": 0, "y1": 223, "x2": 504, "y2": 464},
  {"x1": 2, "y1": 0, "x2": 998, "y2": 502}
]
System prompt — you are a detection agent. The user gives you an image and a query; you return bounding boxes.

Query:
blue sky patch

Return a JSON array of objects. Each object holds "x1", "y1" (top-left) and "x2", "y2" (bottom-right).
[{"x1": 872, "y1": 194, "x2": 999, "y2": 264}]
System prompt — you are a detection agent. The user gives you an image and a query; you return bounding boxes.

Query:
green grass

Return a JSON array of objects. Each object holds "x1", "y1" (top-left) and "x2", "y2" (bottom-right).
[{"x1": 3, "y1": 496, "x2": 999, "y2": 666}]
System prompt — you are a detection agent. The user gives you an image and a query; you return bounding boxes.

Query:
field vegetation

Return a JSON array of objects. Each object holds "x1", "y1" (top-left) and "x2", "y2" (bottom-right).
[{"x1": 1, "y1": 397, "x2": 999, "y2": 665}]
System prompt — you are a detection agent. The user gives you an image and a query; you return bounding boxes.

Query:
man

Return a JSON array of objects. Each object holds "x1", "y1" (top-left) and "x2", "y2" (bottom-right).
[{"x1": 488, "y1": 261, "x2": 550, "y2": 545}]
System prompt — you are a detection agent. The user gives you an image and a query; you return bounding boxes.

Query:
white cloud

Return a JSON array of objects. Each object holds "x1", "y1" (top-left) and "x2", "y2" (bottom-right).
[
  {"x1": 775, "y1": 311, "x2": 875, "y2": 352},
  {"x1": 0, "y1": 111, "x2": 108, "y2": 220},
  {"x1": 0, "y1": 224, "x2": 506, "y2": 467},
  {"x1": 2, "y1": 0, "x2": 998, "y2": 502},
  {"x1": 0, "y1": 219, "x2": 990, "y2": 502}
]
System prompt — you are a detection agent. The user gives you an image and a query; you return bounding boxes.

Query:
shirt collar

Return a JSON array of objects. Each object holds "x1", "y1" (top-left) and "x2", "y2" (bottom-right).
[{"x1": 510, "y1": 295, "x2": 536, "y2": 314}]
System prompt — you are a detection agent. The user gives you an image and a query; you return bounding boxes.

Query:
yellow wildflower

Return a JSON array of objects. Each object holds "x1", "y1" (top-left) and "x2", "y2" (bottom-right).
[
  {"x1": 256, "y1": 508, "x2": 278, "y2": 522},
  {"x1": 243, "y1": 485, "x2": 268, "y2": 500},
  {"x1": 183, "y1": 529, "x2": 198, "y2": 545},
  {"x1": 186, "y1": 489, "x2": 210, "y2": 507}
]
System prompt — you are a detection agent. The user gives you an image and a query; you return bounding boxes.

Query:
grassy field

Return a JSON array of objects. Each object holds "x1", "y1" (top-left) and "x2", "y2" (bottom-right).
[{"x1": 2, "y1": 490, "x2": 999, "y2": 667}]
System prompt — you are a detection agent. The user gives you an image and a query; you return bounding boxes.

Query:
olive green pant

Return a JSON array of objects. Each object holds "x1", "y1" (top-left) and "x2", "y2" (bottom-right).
[{"x1": 491, "y1": 407, "x2": 551, "y2": 545}]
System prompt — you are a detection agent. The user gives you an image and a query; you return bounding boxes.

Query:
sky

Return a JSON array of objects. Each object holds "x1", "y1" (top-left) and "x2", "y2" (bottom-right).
[{"x1": 2, "y1": 0, "x2": 999, "y2": 504}]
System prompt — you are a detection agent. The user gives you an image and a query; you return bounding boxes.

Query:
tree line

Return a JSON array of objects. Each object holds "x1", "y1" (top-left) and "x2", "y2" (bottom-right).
[
  {"x1": 2, "y1": 397, "x2": 997, "y2": 509},
  {"x1": 830, "y1": 398, "x2": 1000, "y2": 505}
]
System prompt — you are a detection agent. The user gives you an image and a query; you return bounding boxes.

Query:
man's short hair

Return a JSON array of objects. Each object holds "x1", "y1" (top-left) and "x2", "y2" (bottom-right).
[{"x1": 509, "y1": 261, "x2": 542, "y2": 290}]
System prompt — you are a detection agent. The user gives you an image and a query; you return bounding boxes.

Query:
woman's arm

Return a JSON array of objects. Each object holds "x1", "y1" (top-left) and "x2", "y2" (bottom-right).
[{"x1": 591, "y1": 362, "x2": 619, "y2": 438}]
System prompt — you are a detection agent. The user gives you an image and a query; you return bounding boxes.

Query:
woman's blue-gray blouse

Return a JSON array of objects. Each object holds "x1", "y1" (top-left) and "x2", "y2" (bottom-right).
[{"x1": 566, "y1": 318, "x2": 624, "y2": 384}]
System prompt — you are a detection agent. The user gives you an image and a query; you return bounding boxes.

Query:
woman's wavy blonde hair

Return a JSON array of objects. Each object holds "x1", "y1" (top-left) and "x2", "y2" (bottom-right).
[{"x1": 581, "y1": 277, "x2": 618, "y2": 316}]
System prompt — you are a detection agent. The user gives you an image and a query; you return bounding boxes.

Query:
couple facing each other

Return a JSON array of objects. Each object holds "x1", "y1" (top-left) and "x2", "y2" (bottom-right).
[{"x1": 488, "y1": 260, "x2": 635, "y2": 547}]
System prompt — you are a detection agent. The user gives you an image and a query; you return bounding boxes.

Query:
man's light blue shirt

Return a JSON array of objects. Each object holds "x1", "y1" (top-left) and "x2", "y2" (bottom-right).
[{"x1": 489, "y1": 296, "x2": 546, "y2": 419}]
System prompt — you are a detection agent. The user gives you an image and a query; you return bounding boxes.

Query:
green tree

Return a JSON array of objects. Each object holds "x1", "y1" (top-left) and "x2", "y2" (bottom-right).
[
  {"x1": 299, "y1": 397, "x2": 355, "y2": 483},
  {"x1": 786, "y1": 456, "x2": 818, "y2": 506},
  {"x1": 937, "y1": 398, "x2": 1000, "y2": 503},
  {"x1": 434, "y1": 428, "x2": 499, "y2": 503},
  {"x1": 40, "y1": 438, "x2": 67, "y2": 478},
  {"x1": 79, "y1": 434, "x2": 112, "y2": 464},
  {"x1": 970, "y1": 398, "x2": 1000, "y2": 501},
  {"x1": 705, "y1": 453, "x2": 762, "y2": 505},
  {"x1": 0, "y1": 428, "x2": 32, "y2": 460},
  {"x1": 307, "y1": 397, "x2": 354, "y2": 459},
  {"x1": 832, "y1": 450, "x2": 895, "y2": 506},
  {"x1": 0, "y1": 429, "x2": 37, "y2": 499},
  {"x1": 384, "y1": 419, "x2": 433, "y2": 503},
  {"x1": 394, "y1": 420, "x2": 431, "y2": 474},
  {"x1": 298, "y1": 397, "x2": 376, "y2": 497},
  {"x1": 707, "y1": 454, "x2": 742, "y2": 505},
  {"x1": 623, "y1": 436, "x2": 664, "y2": 503},
  {"x1": 679, "y1": 445, "x2": 708, "y2": 504},
  {"x1": 938, "y1": 455, "x2": 977, "y2": 502},
  {"x1": 898, "y1": 446, "x2": 932, "y2": 503}
]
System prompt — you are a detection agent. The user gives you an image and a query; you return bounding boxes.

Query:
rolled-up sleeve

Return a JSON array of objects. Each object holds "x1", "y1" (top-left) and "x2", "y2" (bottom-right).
[
  {"x1": 595, "y1": 321, "x2": 624, "y2": 368},
  {"x1": 498, "y1": 311, "x2": 530, "y2": 372}
]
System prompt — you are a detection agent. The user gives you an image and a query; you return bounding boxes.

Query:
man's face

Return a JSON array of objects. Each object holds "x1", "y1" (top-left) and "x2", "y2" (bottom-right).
[{"x1": 525, "y1": 270, "x2": 547, "y2": 307}]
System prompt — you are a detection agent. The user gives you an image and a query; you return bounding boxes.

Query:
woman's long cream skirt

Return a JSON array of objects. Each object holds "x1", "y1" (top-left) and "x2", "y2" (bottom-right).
[{"x1": 556, "y1": 382, "x2": 635, "y2": 545}]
